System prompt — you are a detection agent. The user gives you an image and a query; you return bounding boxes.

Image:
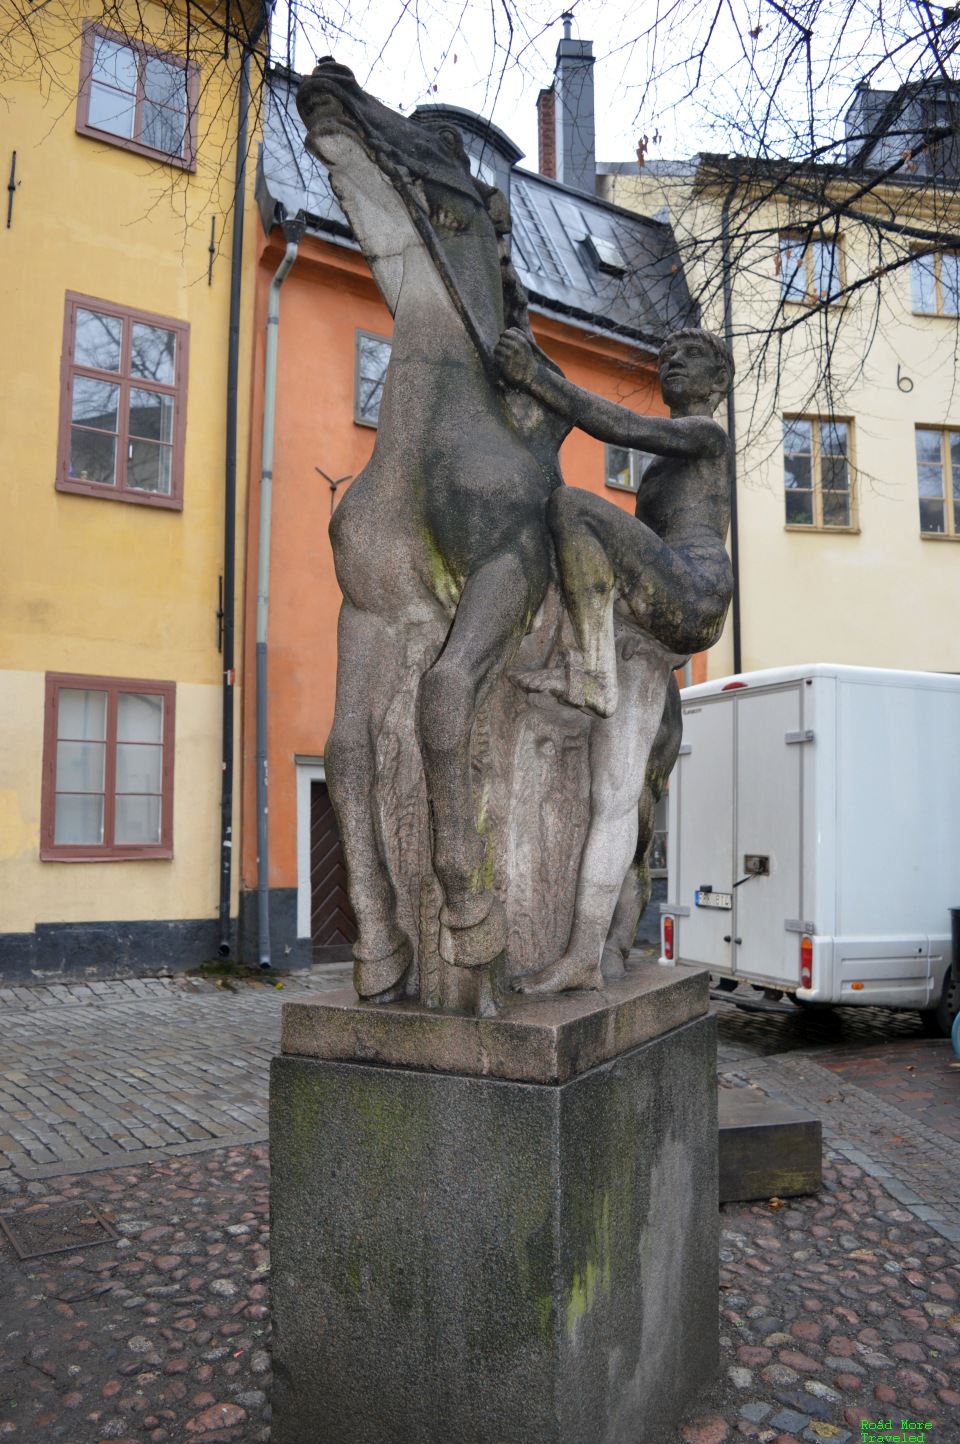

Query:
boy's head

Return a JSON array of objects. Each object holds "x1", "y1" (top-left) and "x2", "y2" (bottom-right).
[{"x1": 658, "y1": 329, "x2": 734, "y2": 413}]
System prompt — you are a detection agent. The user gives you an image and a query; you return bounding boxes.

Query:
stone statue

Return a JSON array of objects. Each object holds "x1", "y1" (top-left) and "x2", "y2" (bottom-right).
[{"x1": 295, "y1": 61, "x2": 733, "y2": 1010}]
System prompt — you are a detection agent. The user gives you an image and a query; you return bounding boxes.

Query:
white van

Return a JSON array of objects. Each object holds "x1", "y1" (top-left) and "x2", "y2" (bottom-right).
[{"x1": 660, "y1": 664, "x2": 960, "y2": 1035}]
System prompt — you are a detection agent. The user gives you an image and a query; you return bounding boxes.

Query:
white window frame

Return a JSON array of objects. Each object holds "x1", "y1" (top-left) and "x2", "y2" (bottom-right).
[
  {"x1": 604, "y1": 443, "x2": 653, "y2": 494},
  {"x1": 295, "y1": 756, "x2": 326, "y2": 940}
]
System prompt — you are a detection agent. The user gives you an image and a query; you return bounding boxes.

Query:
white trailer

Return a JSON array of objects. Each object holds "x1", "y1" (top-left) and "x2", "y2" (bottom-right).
[{"x1": 660, "y1": 664, "x2": 960, "y2": 1034}]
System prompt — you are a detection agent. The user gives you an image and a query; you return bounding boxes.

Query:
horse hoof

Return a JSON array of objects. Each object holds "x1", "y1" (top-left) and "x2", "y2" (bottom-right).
[
  {"x1": 439, "y1": 896, "x2": 506, "y2": 969},
  {"x1": 600, "y1": 945, "x2": 627, "y2": 980},
  {"x1": 354, "y1": 933, "x2": 413, "y2": 1000},
  {"x1": 515, "y1": 957, "x2": 604, "y2": 995}
]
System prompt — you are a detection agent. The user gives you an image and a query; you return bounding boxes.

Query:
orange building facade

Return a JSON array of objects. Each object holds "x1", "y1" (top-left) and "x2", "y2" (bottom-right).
[{"x1": 237, "y1": 73, "x2": 699, "y2": 967}]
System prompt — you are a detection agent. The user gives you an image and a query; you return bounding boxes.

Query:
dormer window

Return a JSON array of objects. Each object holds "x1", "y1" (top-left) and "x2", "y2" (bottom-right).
[{"x1": 585, "y1": 234, "x2": 627, "y2": 275}]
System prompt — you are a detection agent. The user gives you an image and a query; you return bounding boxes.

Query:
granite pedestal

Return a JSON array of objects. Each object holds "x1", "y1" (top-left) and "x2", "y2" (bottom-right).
[{"x1": 270, "y1": 963, "x2": 718, "y2": 1444}]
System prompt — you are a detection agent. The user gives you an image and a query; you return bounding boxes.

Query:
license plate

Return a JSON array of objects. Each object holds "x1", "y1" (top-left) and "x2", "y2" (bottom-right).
[{"x1": 695, "y1": 890, "x2": 732, "y2": 910}]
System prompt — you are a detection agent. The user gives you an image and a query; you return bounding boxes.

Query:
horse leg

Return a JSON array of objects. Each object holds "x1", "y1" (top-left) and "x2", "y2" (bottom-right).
[
  {"x1": 325, "y1": 603, "x2": 414, "y2": 1000},
  {"x1": 418, "y1": 550, "x2": 538, "y2": 968},
  {"x1": 518, "y1": 649, "x2": 675, "y2": 994},
  {"x1": 603, "y1": 674, "x2": 683, "y2": 973}
]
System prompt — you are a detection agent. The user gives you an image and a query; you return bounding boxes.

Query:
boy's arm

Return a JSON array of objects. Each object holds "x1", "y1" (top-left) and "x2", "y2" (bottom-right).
[{"x1": 495, "y1": 328, "x2": 726, "y2": 459}]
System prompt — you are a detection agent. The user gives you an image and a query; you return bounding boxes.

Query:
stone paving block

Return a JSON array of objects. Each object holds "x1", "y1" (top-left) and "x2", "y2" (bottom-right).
[
  {"x1": 740, "y1": 1401, "x2": 774, "y2": 1422},
  {"x1": 770, "y1": 1406, "x2": 813, "y2": 1432}
]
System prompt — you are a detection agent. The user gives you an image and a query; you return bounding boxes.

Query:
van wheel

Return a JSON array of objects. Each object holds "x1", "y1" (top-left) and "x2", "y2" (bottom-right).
[
  {"x1": 920, "y1": 970, "x2": 960, "y2": 1037},
  {"x1": 712, "y1": 977, "x2": 738, "y2": 993}
]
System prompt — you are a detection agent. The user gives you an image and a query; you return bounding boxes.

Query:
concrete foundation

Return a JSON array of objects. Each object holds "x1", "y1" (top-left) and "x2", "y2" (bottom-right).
[{"x1": 270, "y1": 964, "x2": 718, "y2": 1444}]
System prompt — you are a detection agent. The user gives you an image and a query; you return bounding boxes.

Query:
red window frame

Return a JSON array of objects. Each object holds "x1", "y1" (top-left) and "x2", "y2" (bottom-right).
[
  {"x1": 76, "y1": 22, "x2": 199, "y2": 170},
  {"x1": 57, "y1": 292, "x2": 189, "y2": 510},
  {"x1": 41, "y1": 673, "x2": 176, "y2": 861}
]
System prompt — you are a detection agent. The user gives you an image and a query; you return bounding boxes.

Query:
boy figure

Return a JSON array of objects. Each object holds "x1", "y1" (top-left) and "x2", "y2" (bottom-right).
[
  {"x1": 493, "y1": 325, "x2": 735, "y2": 992},
  {"x1": 495, "y1": 326, "x2": 734, "y2": 719}
]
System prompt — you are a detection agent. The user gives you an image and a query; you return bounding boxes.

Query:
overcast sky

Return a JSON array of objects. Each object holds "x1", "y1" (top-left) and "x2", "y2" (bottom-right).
[{"x1": 276, "y1": 0, "x2": 955, "y2": 171}]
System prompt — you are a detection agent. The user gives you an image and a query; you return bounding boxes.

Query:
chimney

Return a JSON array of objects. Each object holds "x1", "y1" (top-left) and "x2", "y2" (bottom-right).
[
  {"x1": 554, "y1": 12, "x2": 595, "y2": 193},
  {"x1": 537, "y1": 86, "x2": 556, "y2": 177}
]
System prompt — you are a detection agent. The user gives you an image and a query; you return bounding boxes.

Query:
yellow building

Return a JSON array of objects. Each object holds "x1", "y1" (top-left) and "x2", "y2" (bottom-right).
[
  {"x1": 0, "y1": 0, "x2": 265, "y2": 978},
  {"x1": 598, "y1": 93, "x2": 960, "y2": 681}
]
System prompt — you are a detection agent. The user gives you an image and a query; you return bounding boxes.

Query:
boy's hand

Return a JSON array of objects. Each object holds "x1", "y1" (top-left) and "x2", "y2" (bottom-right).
[{"x1": 495, "y1": 327, "x2": 538, "y2": 388}]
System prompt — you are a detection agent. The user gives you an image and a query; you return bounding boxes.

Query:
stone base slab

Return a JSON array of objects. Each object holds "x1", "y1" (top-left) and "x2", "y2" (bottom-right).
[
  {"x1": 718, "y1": 1087, "x2": 822, "y2": 1202},
  {"x1": 280, "y1": 960, "x2": 708, "y2": 1084},
  {"x1": 270, "y1": 1003, "x2": 718, "y2": 1444}
]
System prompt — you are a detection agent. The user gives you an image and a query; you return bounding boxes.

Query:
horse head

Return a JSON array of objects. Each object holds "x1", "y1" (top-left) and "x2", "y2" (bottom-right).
[{"x1": 297, "y1": 61, "x2": 503, "y2": 341}]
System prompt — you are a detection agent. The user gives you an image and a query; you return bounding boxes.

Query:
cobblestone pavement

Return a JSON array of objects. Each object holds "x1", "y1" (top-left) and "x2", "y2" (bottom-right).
[
  {"x1": 0, "y1": 971, "x2": 350, "y2": 1183},
  {"x1": 675, "y1": 1150, "x2": 960, "y2": 1444},
  {"x1": 0, "y1": 1144, "x2": 274, "y2": 1442},
  {"x1": 1, "y1": 968, "x2": 959, "y2": 1442},
  {"x1": 818, "y1": 1040, "x2": 960, "y2": 1146}
]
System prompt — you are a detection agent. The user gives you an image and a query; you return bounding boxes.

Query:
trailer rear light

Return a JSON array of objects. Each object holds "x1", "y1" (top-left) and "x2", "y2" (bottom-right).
[
  {"x1": 851, "y1": 981, "x2": 863, "y2": 991},
  {"x1": 663, "y1": 915, "x2": 675, "y2": 961},
  {"x1": 800, "y1": 936, "x2": 813, "y2": 989},
  {"x1": 722, "y1": 681, "x2": 748, "y2": 691}
]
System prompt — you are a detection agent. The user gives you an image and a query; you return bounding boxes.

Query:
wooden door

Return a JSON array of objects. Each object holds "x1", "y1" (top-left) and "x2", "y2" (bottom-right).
[{"x1": 310, "y1": 781, "x2": 357, "y2": 962}]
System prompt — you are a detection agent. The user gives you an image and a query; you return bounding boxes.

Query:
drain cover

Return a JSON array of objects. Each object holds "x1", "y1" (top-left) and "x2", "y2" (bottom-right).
[{"x1": 0, "y1": 1203, "x2": 117, "y2": 1260}]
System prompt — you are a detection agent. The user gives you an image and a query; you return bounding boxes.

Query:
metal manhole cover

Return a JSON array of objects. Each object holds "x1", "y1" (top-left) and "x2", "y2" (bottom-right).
[{"x1": 0, "y1": 1203, "x2": 117, "y2": 1260}]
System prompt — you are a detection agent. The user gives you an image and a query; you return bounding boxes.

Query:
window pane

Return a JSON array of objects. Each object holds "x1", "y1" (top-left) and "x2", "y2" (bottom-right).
[
  {"x1": 941, "y1": 253, "x2": 960, "y2": 316},
  {"x1": 785, "y1": 491, "x2": 814, "y2": 526},
  {"x1": 58, "y1": 689, "x2": 107, "y2": 740},
  {"x1": 779, "y1": 238, "x2": 806, "y2": 301},
  {"x1": 819, "y1": 419, "x2": 848, "y2": 457},
  {"x1": 128, "y1": 439, "x2": 172, "y2": 494},
  {"x1": 143, "y1": 56, "x2": 186, "y2": 110},
  {"x1": 114, "y1": 794, "x2": 161, "y2": 845},
  {"x1": 356, "y1": 335, "x2": 391, "y2": 423},
  {"x1": 131, "y1": 324, "x2": 176, "y2": 385},
  {"x1": 635, "y1": 451, "x2": 655, "y2": 484},
  {"x1": 822, "y1": 490, "x2": 851, "y2": 527},
  {"x1": 92, "y1": 36, "x2": 138, "y2": 92},
  {"x1": 918, "y1": 465, "x2": 944, "y2": 499},
  {"x1": 70, "y1": 428, "x2": 117, "y2": 486},
  {"x1": 56, "y1": 739, "x2": 106, "y2": 793},
  {"x1": 812, "y1": 240, "x2": 840, "y2": 301},
  {"x1": 72, "y1": 377, "x2": 119, "y2": 430},
  {"x1": 783, "y1": 418, "x2": 812, "y2": 455},
  {"x1": 821, "y1": 456, "x2": 850, "y2": 493},
  {"x1": 116, "y1": 742, "x2": 162, "y2": 793},
  {"x1": 55, "y1": 793, "x2": 104, "y2": 845},
  {"x1": 129, "y1": 389, "x2": 173, "y2": 442},
  {"x1": 916, "y1": 430, "x2": 943, "y2": 467},
  {"x1": 783, "y1": 453, "x2": 811, "y2": 490},
  {"x1": 117, "y1": 691, "x2": 164, "y2": 742},
  {"x1": 911, "y1": 254, "x2": 937, "y2": 313},
  {"x1": 87, "y1": 81, "x2": 136, "y2": 139},
  {"x1": 142, "y1": 102, "x2": 186, "y2": 156},
  {"x1": 920, "y1": 497, "x2": 946, "y2": 532},
  {"x1": 75, "y1": 309, "x2": 122, "y2": 372},
  {"x1": 606, "y1": 445, "x2": 636, "y2": 491}
]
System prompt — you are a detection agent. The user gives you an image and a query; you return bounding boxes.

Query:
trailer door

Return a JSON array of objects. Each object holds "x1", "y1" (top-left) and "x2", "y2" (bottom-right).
[
  {"x1": 734, "y1": 685, "x2": 804, "y2": 985},
  {"x1": 675, "y1": 699, "x2": 735, "y2": 969}
]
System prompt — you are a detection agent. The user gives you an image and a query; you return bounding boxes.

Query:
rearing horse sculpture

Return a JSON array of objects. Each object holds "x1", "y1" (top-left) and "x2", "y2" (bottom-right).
[{"x1": 296, "y1": 61, "x2": 572, "y2": 1000}]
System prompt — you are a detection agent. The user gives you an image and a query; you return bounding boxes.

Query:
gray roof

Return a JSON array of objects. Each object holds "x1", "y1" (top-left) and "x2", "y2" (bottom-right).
[{"x1": 258, "y1": 69, "x2": 696, "y2": 348}]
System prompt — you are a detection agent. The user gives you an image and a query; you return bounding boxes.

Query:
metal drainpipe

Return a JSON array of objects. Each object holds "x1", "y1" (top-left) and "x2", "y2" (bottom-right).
[
  {"x1": 218, "y1": 37, "x2": 255, "y2": 957},
  {"x1": 255, "y1": 216, "x2": 305, "y2": 969},
  {"x1": 720, "y1": 181, "x2": 743, "y2": 675}
]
